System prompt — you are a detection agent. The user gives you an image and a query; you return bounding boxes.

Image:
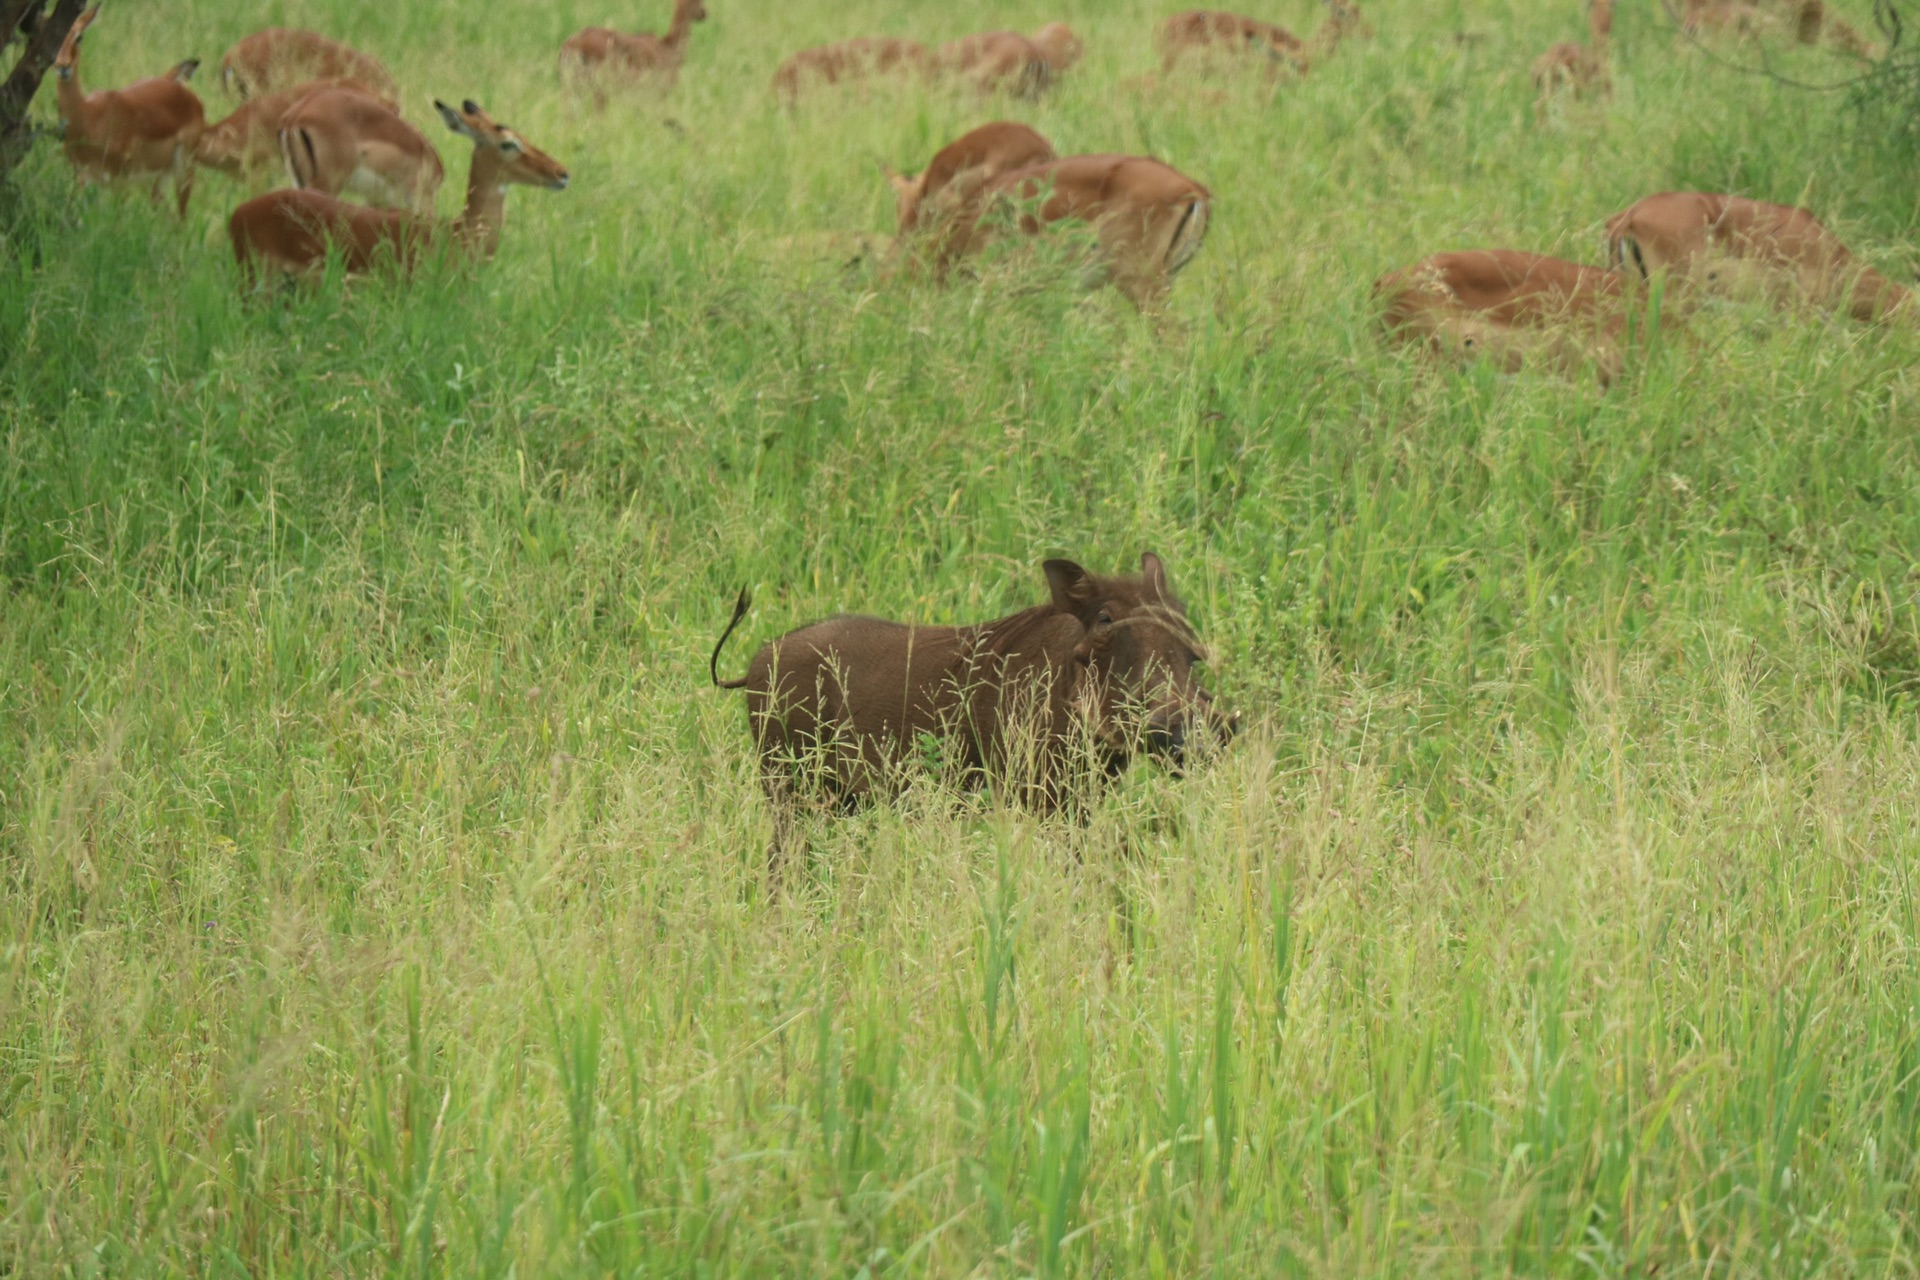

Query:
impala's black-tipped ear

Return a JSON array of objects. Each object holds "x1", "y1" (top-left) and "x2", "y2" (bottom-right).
[
  {"x1": 1141, "y1": 551, "x2": 1171, "y2": 600},
  {"x1": 464, "y1": 98, "x2": 483, "y2": 115},
  {"x1": 1044, "y1": 559, "x2": 1097, "y2": 611}
]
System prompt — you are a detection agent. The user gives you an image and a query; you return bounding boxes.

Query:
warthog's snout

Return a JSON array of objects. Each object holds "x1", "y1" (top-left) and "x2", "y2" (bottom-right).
[{"x1": 1144, "y1": 697, "x2": 1235, "y2": 770}]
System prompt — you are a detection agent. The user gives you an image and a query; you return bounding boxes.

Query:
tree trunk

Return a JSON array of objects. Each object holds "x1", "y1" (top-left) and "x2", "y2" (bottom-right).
[{"x1": 0, "y1": 0, "x2": 86, "y2": 184}]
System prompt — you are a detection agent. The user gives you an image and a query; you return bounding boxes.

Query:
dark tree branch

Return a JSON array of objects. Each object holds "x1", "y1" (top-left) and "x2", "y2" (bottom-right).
[
  {"x1": 1656, "y1": 0, "x2": 1897, "y2": 92},
  {"x1": 0, "y1": 0, "x2": 85, "y2": 183}
]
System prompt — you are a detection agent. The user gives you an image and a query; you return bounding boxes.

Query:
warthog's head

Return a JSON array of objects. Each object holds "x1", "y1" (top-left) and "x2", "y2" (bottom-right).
[{"x1": 1046, "y1": 552, "x2": 1234, "y2": 768}]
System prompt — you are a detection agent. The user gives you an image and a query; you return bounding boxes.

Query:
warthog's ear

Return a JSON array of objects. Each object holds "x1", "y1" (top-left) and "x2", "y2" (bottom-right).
[
  {"x1": 1141, "y1": 551, "x2": 1172, "y2": 602},
  {"x1": 1044, "y1": 559, "x2": 1097, "y2": 611}
]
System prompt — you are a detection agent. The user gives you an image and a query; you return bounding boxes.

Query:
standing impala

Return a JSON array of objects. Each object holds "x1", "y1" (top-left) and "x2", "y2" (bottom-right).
[
  {"x1": 560, "y1": 0, "x2": 708, "y2": 99},
  {"x1": 1374, "y1": 249, "x2": 1638, "y2": 386},
  {"x1": 934, "y1": 23, "x2": 1081, "y2": 97},
  {"x1": 771, "y1": 37, "x2": 931, "y2": 106},
  {"x1": 194, "y1": 78, "x2": 382, "y2": 187},
  {"x1": 52, "y1": 7, "x2": 205, "y2": 217},
  {"x1": 1533, "y1": 0, "x2": 1613, "y2": 116},
  {"x1": 219, "y1": 28, "x2": 397, "y2": 103},
  {"x1": 1606, "y1": 192, "x2": 1911, "y2": 322},
  {"x1": 1157, "y1": 10, "x2": 1311, "y2": 77},
  {"x1": 278, "y1": 85, "x2": 444, "y2": 214},
  {"x1": 941, "y1": 153, "x2": 1212, "y2": 310},
  {"x1": 228, "y1": 99, "x2": 567, "y2": 282}
]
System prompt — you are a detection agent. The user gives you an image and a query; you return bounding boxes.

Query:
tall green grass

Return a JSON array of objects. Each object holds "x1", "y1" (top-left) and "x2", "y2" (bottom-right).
[{"x1": 5, "y1": 0, "x2": 1920, "y2": 1273}]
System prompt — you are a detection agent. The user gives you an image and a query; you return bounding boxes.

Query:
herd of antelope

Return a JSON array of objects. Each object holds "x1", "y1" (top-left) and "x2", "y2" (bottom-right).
[
  {"x1": 25, "y1": 0, "x2": 1915, "y2": 369},
  {"x1": 23, "y1": 0, "x2": 1913, "y2": 867}
]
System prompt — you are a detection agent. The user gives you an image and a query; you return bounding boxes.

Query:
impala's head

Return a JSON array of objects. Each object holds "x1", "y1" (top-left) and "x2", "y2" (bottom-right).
[
  {"x1": 1046, "y1": 553, "x2": 1233, "y2": 767},
  {"x1": 1031, "y1": 23, "x2": 1083, "y2": 71},
  {"x1": 54, "y1": 7, "x2": 100, "y2": 80},
  {"x1": 881, "y1": 161, "x2": 926, "y2": 233},
  {"x1": 678, "y1": 0, "x2": 708, "y2": 23},
  {"x1": 434, "y1": 100, "x2": 570, "y2": 190}
]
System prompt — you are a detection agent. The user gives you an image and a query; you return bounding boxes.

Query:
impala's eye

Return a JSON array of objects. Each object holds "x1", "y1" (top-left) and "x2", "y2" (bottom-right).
[{"x1": 500, "y1": 138, "x2": 523, "y2": 154}]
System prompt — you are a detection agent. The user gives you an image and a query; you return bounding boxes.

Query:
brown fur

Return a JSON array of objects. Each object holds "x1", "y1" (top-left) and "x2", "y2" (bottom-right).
[
  {"x1": 1313, "y1": 0, "x2": 1372, "y2": 56},
  {"x1": 885, "y1": 120, "x2": 1058, "y2": 256},
  {"x1": 278, "y1": 86, "x2": 445, "y2": 214},
  {"x1": 219, "y1": 28, "x2": 396, "y2": 103},
  {"x1": 195, "y1": 78, "x2": 381, "y2": 183},
  {"x1": 559, "y1": 0, "x2": 708, "y2": 100},
  {"x1": 1157, "y1": 10, "x2": 1310, "y2": 77},
  {"x1": 1606, "y1": 191, "x2": 1910, "y2": 322},
  {"x1": 228, "y1": 99, "x2": 567, "y2": 283},
  {"x1": 1374, "y1": 249, "x2": 1634, "y2": 385},
  {"x1": 53, "y1": 8, "x2": 205, "y2": 217},
  {"x1": 940, "y1": 153, "x2": 1213, "y2": 310},
  {"x1": 771, "y1": 36, "x2": 931, "y2": 106},
  {"x1": 711, "y1": 554, "x2": 1230, "y2": 873},
  {"x1": 1531, "y1": 0, "x2": 1613, "y2": 115},
  {"x1": 934, "y1": 30, "x2": 1052, "y2": 97}
]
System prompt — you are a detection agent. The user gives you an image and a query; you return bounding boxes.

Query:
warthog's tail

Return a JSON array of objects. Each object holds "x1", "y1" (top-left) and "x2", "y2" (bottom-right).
[{"x1": 710, "y1": 587, "x2": 753, "y2": 689}]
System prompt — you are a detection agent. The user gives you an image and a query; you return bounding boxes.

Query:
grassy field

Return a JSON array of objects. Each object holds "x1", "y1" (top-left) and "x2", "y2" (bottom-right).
[{"x1": 6, "y1": 0, "x2": 1920, "y2": 1273}]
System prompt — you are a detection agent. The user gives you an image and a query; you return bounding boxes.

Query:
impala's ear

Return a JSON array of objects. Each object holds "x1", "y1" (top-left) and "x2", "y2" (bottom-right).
[
  {"x1": 883, "y1": 165, "x2": 916, "y2": 197},
  {"x1": 1044, "y1": 559, "x2": 1097, "y2": 611},
  {"x1": 435, "y1": 100, "x2": 474, "y2": 137},
  {"x1": 1141, "y1": 551, "x2": 1171, "y2": 601}
]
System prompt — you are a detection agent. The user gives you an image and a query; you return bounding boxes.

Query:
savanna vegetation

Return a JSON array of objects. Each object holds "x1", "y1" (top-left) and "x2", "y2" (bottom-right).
[{"x1": 6, "y1": 0, "x2": 1920, "y2": 1273}]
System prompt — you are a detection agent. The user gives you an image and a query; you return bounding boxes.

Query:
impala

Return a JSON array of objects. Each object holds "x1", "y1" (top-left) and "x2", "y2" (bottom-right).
[
  {"x1": 1374, "y1": 249, "x2": 1639, "y2": 385},
  {"x1": 279, "y1": 85, "x2": 444, "y2": 214},
  {"x1": 1157, "y1": 10, "x2": 1310, "y2": 78},
  {"x1": 886, "y1": 121, "x2": 1057, "y2": 241},
  {"x1": 219, "y1": 28, "x2": 396, "y2": 103},
  {"x1": 195, "y1": 78, "x2": 382, "y2": 185},
  {"x1": 771, "y1": 37, "x2": 931, "y2": 106},
  {"x1": 52, "y1": 7, "x2": 205, "y2": 216},
  {"x1": 1533, "y1": 0, "x2": 1613, "y2": 115},
  {"x1": 560, "y1": 0, "x2": 707, "y2": 99},
  {"x1": 228, "y1": 99, "x2": 567, "y2": 282},
  {"x1": 941, "y1": 153, "x2": 1212, "y2": 310},
  {"x1": 1312, "y1": 0, "x2": 1372, "y2": 56},
  {"x1": 934, "y1": 23, "x2": 1082, "y2": 96},
  {"x1": 1606, "y1": 191, "x2": 1911, "y2": 321}
]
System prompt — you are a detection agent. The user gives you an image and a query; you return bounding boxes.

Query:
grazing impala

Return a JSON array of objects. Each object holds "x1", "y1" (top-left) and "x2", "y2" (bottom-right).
[
  {"x1": 219, "y1": 28, "x2": 396, "y2": 103},
  {"x1": 52, "y1": 7, "x2": 205, "y2": 216},
  {"x1": 1375, "y1": 250, "x2": 1639, "y2": 385},
  {"x1": 1157, "y1": 10, "x2": 1311, "y2": 78},
  {"x1": 771, "y1": 36, "x2": 931, "y2": 106},
  {"x1": 560, "y1": 0, "x2": 708, "y2": 99},
  {"x1": 886, "y1": 121, "x2": 1058, "y2": 248},
  {"x1": 935, "y1": 23, "x2": 1082, "y2": 96},
  {"x1": 1606, "y1": 192, "x2": 1911, "y2": 322},
  {"x1": 942, "y1": 153, "x2": 1212, "y2": 310},
  {"x1": 194, "y1": 78, "x2": 381, "y2": 186},
  {"x1": 278, "y1": 85, "x2": 444, "y2": 213},
  {"x1": 1533, "y1": 0, "x2": 1613, "y2": 115},
  {"x1": 228, "y1": 99, "x2": 566, "y2": 283}
]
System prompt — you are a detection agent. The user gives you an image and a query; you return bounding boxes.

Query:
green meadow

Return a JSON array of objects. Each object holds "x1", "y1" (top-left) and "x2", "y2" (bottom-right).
[{"x1": 6, "y1": 0, "x2": 1920, "y2": 1273}]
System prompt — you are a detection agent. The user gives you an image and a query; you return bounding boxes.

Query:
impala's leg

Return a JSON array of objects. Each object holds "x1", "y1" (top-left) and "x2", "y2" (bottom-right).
[{"x1": 173, "y1": 148, "x2": 195, "y2": 219}]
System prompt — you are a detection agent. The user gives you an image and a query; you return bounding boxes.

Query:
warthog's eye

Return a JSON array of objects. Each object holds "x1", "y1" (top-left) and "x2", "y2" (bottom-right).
[{"x1": 1096, "y1": 609, "x2": 1113, "y2": 627}]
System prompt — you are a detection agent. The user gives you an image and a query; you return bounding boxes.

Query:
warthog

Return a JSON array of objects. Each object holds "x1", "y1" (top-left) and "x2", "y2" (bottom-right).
[{"x1": 710, "y1": 553, "x2": 1231, "y2": 870}]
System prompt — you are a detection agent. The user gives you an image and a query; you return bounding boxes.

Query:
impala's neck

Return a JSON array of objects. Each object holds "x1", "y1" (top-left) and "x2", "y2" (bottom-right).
[
  {"x1": 452, "y1": 146, "x2": 511, "y2": 259},
  {"x1": 1589, "y1": 1, "x2": 1614, "y2": 47},
  {"x1": 663, "y1": 0, "x2": 698, "y2": 50},
  {"x1": 54, "y1": 61, "x2": 88, "y2": 127}
]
